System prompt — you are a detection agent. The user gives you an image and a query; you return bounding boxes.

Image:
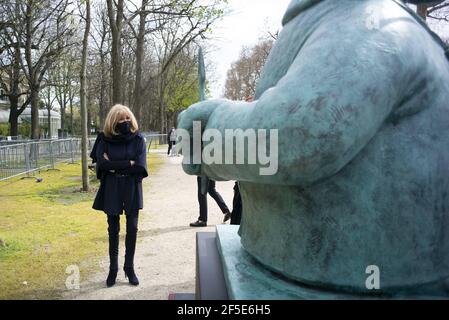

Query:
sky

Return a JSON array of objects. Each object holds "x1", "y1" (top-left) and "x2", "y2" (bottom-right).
[
  {"x1": 205, "y1": 0, "x2": 449, "y2": 99},
  {"x1": 206, "y1": 0, "x2": 292, "y2": 98}
]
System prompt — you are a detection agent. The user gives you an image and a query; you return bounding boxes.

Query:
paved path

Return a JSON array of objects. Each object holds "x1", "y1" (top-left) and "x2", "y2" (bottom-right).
[{"x1": 66, "y1": 150, "x2": 234, "y2": 300}]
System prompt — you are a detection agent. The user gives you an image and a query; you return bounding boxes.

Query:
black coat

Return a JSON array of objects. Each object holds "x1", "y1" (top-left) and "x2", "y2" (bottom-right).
[{"x1": 91, "y1": 131, "x2": 148, "y2": 215}]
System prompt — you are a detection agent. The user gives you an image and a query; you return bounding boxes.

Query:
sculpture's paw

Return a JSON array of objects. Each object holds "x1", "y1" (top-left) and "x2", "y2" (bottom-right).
[{"x1": 177, "y1": 100, "x2": 225, "y2": 133}]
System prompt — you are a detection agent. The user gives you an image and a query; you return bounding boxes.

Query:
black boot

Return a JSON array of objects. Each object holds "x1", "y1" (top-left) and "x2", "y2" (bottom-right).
[
  {"x1": 124, "y1": 266, "x2": 139, "y2": 286},
  {"x1": 106, "y1": 232, "x2": 119, "y2": 287},
  {"x1": 124, "y1": 231, "x2": 139, "y2": 286},
  {"x1": 106, "y1": 269, "x2": 118, "y2": 287}
]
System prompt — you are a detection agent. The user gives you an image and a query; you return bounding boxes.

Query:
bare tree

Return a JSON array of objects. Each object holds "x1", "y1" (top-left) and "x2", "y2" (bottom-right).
[
  {"x1": 41, "y1": 78, "x2": 57, "y2": 138},
  {"x1": 0, "y1": 1, "x2": 32, "y2": 136},
  {"x1": 224, "y1": 39, "x2": 273, "y2": 100},
  {"x1": 106, "y1": 0, "x2": 124, "y2": 104},
  {"x1": 151, "y1": 1, "x2": 226, "y2": 133},
  {"x1": 50, "y1": 50, "x2": 79, "y2": 133},
  {"x1": 67, "y1": 65, "x2": 79, "y2": 135},
  {"x1": 427, "y1": 0, "x2": 449, "y2": 21},
  {"x1": 80, "y1": 0, "x2": 91, "y2": 191},
  {"x1": 413, "y1": 0, "x2": 449, "y2": 21},
  {"x1": 18, "y1": 0, "x2": 76, "y2": 139},
  {"x1": 163, "y1": 44, "x2": 199, "y2": 127},
  {"x1": 74, "y1": 0, "x2": 227, "y2": 133},
  {"x1": 90, "y1": 1, "x2": 111, "y2": 128},
  {"x1": 131, "y1": 0, "x2": 149, "y2": 124}
]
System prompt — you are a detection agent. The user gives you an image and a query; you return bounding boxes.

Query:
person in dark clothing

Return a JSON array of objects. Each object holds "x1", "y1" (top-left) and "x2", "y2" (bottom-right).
[
  {"x1": 91, "y1": 104, "x2": 148, "y2": 288},
  {"x1": 190, "y1": 177, "x2": 231, "y2": 227},
  {"x1": 230, "y1": 182, "x2": 242, "y2": 225},
  {"x1": 225, "y1": 96, "x2": 251, "y2": 226},
  {"x1": 167, "y1": 127, "x2": 176, "y2": 156}
]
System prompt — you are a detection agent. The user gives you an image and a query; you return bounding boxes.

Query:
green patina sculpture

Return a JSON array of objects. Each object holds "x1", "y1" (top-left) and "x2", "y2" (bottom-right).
[{"x1": 178, "y1": 0, "x2": 449, "y2": 297}]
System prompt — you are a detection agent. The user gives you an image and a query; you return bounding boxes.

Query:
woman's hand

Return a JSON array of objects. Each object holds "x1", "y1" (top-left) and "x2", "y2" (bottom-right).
[{"x1": 103, "y1": 151, "x2": 135, "y2": 168}]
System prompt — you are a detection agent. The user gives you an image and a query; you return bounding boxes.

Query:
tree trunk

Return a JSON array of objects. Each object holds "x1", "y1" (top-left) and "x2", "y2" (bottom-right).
[
  {"x1": 68, "y1": 84, "x2": 74, "y2": 135},
  {"x1": 47, "y1": 106, "x2": 51, "y2": 138},
  {"x1": 87, "y1": 93, "x2": 92, "y2": 135},
  {"x1": 30, "y1": 88, "x2": 40, "y2": 139},
  {"x1": 80, "y1": 0, "x2": 91, "y2": 192},
  {"x1": 107, "y1": 0, "x2": 124, "y2": 104},
  {"x1": 60, "y1": 103, "x2": 65, "y2": 131},
  {"x1": 70, "y1": 99, "x2": 74, "y2": 135},
  {"x1": 8, "y1": 99, "x2": 19, "y2": 137},
  {"x1": 55, "y1": 75, "x2": 66, "y2": 132},
  {"x1": 25, "y1": 2, "x2": 40, "y2": 140},
  {"x1": 110, "y1": 37, "x2": 123, "y2": 104},
  {"x1": 60, "y1": 82, "x2": 67, "y2": 132},
  {"x1": 133, "y1": 0, "x2": 147, "y2": 124},
  {"x1": 121, "y1": 57, "x2": 130, "y2": 106},
  {"x1": 127, "y1": 69, "x2": 134, "y2": 108},
  {"x1": 8, "y1": 35, "x2": 22, "y2": 137},
  {"x1": 417, "y1": 4, "x2": 428, "y2": 20},
  {"x1": 46, "y1": 89, "x2": 51, "y2": 138},
  {"x1": 98, "y1": 9, "x2": 109, "y2": 130},
  {"x1": 99, "y1": 53, "x2": 107, "y2": 129},
  {"x1": 9, "y1": 117, "x2": 19, "y2": 137},
  {"x1": 159, "y1": 75, "x2": 166, "y2": 134}
]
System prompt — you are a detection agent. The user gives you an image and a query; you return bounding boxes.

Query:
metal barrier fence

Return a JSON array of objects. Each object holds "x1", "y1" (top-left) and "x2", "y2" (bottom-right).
[
  {"x1": 0, "y1": 138, "x2": 96, "y2": 182},
  {"x1": 143, "y1": 134, "x2": 168, "y2": 149},
  {"x1": 0, "y1": 134, "x2": 169, "y2": 182},
  {"x1": 0, "y1": 137, "x2": 98, "y2": 147},
  {"x1": 0, "y1": 139, "x2": 54, "y2": 147}
]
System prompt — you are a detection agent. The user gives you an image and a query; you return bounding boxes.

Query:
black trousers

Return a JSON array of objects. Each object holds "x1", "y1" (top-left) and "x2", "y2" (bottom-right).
[
  {"x1": 167, "y1": 141, "x2": 176, "y2": 155},
  {"x1": 197, "y1": 177, "x2": 230, "y2": 222},
  {"x1": 107, "y1": 212, "x2": 139, "y2": 270},
  {"x1": 231, "y1": 182, "x2": 242, "y2": 225}
]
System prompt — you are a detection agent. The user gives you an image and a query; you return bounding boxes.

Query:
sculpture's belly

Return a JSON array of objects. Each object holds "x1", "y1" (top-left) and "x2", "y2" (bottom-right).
[{"x1": 239, "y1": 105, "x2": 449, "y2": 294}]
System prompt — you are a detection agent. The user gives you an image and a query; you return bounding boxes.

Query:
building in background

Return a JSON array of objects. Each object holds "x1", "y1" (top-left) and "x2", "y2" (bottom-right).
[
  {"x1": 0, "y1": 75, "x2": 61, "y2": 139},
  {"x1": 0, "y1": 108, "x2": 61, "y2": 139}
]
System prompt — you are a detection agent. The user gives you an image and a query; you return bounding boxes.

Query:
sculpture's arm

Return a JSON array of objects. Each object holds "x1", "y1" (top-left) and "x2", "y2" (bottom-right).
[{"x1": 179, "y1": 18, "x2": 423, "y2": 186}]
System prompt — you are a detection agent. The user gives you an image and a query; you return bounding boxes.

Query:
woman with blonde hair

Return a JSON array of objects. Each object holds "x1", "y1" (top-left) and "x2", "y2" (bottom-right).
[{"x1": 91, "y1": 104, "x2": 148, "y2": 287}]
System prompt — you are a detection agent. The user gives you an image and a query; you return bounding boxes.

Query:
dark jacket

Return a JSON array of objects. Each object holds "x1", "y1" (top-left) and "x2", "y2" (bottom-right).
[{"x1": 91, "y1": 131, "x2": 148, "y2": 215}]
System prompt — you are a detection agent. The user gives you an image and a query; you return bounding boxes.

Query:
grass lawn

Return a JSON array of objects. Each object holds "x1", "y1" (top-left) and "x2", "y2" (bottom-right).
[{"x1": 0, "y1": 149, "x2": 164, "y2": 299}]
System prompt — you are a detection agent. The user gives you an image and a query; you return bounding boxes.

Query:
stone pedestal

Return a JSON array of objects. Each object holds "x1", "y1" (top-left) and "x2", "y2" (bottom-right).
[
  {"x1": 216, "y1": 225, "x2": 378, "y2": 300},
  {"x1": 195, "y1": 231, "x2": 229, "y2": 300}
]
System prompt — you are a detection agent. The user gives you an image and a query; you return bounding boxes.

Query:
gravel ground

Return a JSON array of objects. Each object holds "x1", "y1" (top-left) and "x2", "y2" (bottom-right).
[{"x1": 65, "y1": 149, "x2": 234, "y2": 300}]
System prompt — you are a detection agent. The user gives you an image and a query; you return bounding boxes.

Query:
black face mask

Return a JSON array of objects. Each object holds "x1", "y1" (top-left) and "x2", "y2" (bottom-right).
[{"x1": 116, "y1": 121, "x2": 132, "y2": 135}]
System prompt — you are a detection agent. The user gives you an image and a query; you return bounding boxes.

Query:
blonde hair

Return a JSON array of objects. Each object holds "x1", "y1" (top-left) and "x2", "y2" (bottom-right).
[{"x1": 104, "y1": 104, "x2": 139, "y2": 137}]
